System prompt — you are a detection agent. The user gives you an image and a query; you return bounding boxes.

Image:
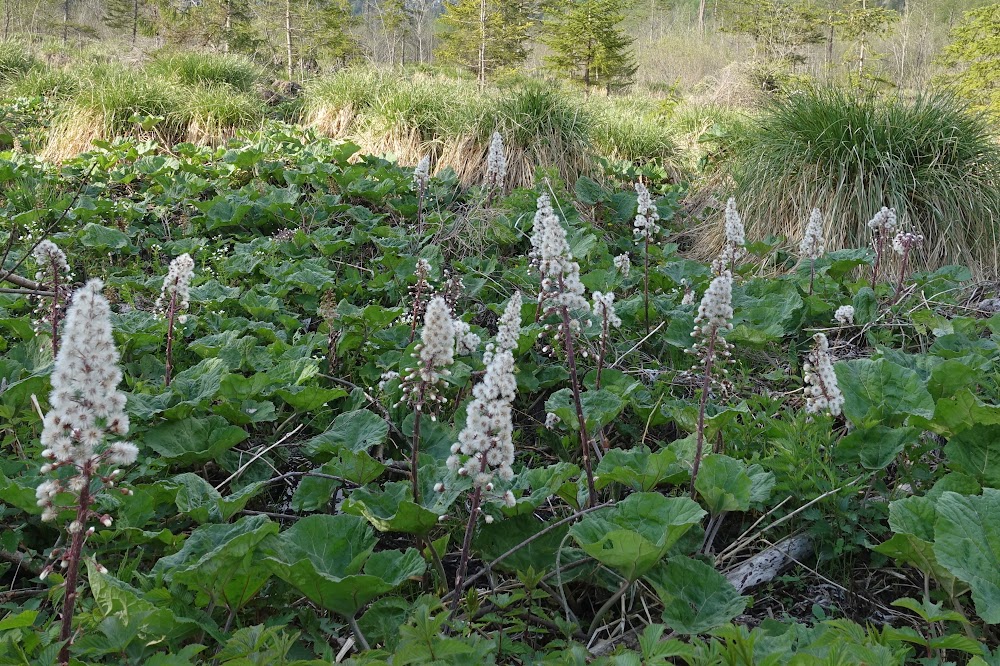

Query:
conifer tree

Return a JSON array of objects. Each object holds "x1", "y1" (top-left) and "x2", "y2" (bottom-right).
[
  {"x1": 936, "y1": 4, "x2": 1000, "y2": 121},
  {"x1": 436, "y1": 0, "x2": 535, "y2": 85},
  {"x1": 541, "y1": 0, "x2": 637, "y2": 93}
]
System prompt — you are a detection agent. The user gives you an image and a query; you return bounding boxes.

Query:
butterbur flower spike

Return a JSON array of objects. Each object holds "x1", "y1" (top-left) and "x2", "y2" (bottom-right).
[
  {"x1": 713, "y1": 198, "x2": 746, "y2": 275},
  {"x1": 156, "y1": 254, "x2": 195, "y2": 386},
  {"x1": 32, "y1": 240, "x2": 72, "y2": 356},
  {"x1": 486, "y1": 131, "x2": 506, "y2": 196},
  {"x1": 803, "y1": 333, "x2": 844, "y2": 417},
  {"x1": 35, "y1": 279, "x2": 134, "y2": 666}
]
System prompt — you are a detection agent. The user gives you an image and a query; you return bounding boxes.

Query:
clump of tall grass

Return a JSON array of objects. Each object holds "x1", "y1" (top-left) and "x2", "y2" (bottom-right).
[
  {"x1": 183, "y1": 83, "x2": 264, "y2": 142},
  {"x1": 729, "y1": 88, "x2": 1000, "y2": 277},
  {"x1": 0, "y1": 41, "x2": 38, "y2": 83},
  {"x1": 4, "y1": 68, "x2": 79, "y2": 100},
  {"x1": 588, "y1": 95, "x2": 680, "y2": 170},
  {"x1": 41, "y1": 63, "x2": 264, "y2": 160},
  {"x1": 147, "y1": 52, "x2": 265, "y2": 92}
]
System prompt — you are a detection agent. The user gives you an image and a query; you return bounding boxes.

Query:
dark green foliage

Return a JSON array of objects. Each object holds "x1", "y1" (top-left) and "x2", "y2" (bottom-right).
[{"x1": 541, "y1": 0, "x2": 637, "y2": 92}]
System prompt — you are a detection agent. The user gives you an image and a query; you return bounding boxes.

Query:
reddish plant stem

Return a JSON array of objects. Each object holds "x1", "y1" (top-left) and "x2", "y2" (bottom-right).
[
  {"x1": 873, "y1": 234, "x2": 884, "y2": 284},
  {"x1": 450, "y1": 457, "x2": 487, "y2": 619},
  {"x1": 58, "y1": 464, "x2": 93, "y2": 666},
  {"x1": 808, "y1": 258, "x2": 815, "y2": 296},
  {"x1": 411, "y1": 400, "x2": 422, "y2": 504},
  {"x1": 690, "y1": 331, "x2": 717, "y2": 499},
  {"x1": 892, "y1": 249, "x2": 910, "y2": 304},
  {"x1": 417, "y1": 191, "x2": 425, "y2": 236},
  {"x1": 409, "y1": 277, "x2": 426, "y2": 344},
  {"x1": 643, "y1": 235, "x2": 650, "y2": 335},
  {"x1": 561, "y1": 303, "x2": 596, "y2": 508},
  {"x1": 164, "y1": 289, "x2": 178, "y2": 387}
]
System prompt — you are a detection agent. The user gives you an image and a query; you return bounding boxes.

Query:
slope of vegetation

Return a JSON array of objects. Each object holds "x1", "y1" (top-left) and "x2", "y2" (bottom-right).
[{"x1": 1, "y1": 119, "x2": 1000, "y2": 664}]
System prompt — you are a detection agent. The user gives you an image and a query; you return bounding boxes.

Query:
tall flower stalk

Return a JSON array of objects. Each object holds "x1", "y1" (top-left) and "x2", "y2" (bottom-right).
[
  {"x1": 530, "y1": 193, "x2": 596, "y2": 505},
  {"x1": 32, "y1": 240, "x2": 72, "y2": 356},
  {"x1": 34, "y1": 279, "x2": 137, "y2": 666},
  {"x1": 592, "y1": 291, "x2": 621, "y2": 390},
  {"x1": 867, "y1": 206, "x2": 897, "y2": 284},
  {"x1": 892, "y1": 230, "x2": 924, "y2": 303},
  {"x1": 688, "y1": 272, "x2": 734, "y2": 496},
  {"x1": 633, "y1": 182, "x2": 660, "y2": 335},
  {"x1": 155, "y1": 253, "x2": 194, "y2": 386},
  {"x1": 408, "y1": 258, "x2": 432, "y2": 344},
  {"x1": 402, "y1": 296, "x2": 456, "y2": 503},
  {"x1": 485, "y1": 131, "x2": 507, "y2": 204},
  {"x1": 799, "y1": 208, "x2": 825, "y2": 295},
  {"x1": 447, "y1": 292, "x2": 521, "y2": 616},
  {"x1": 713, "y1": 198, "x2": 746, "y2": 275}
]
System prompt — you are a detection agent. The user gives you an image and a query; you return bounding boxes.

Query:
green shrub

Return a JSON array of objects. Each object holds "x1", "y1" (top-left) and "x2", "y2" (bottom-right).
[{"x1": 731, "y1": 88, "x2": 1000, "y2": 276}]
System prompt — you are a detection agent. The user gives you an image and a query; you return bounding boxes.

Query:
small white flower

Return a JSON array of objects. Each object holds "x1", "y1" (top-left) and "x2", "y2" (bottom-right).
[
  {"x1": 155, "y1": 254, "x2": 195, "y2": 316},
  {"x1": 484, "y1": 514, "x2": 494, "y2": 524},
  {"x1": 893, "y1": 231, "x2": 924, "y2": 255},
  {"x1": 867, "y1": 207, "x2": 897, "y2": 234},
  {"x1": 613, "y1": 254, "x2": 631, "y2": 277},
  {"x1": 633, "y1": 182, "x2": 660, "y2": 240},
  {"x1": 544, "y1": 412, "x2": 560, "y2": 429},
  {"x1": 834, "y1": 305, "x2": 855, "y2": 325},
  {"x1": 803, "y1": 333, "x2": 844, "y2": 417},
  {"x1": 413, "y1": 156, "x2": 430, "y2": 191},
  {"x1": 433, "y1": 482, "x2": 445, "y2": 493}
]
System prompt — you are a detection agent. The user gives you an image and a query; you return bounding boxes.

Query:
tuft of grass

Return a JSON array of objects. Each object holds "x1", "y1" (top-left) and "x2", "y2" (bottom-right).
[
  {"x1": 4, "y1": 67, "x2": 79, "y2": 100},
  {"x1": 182, "y1": 83, "x2": 265, "y2": 142},
  {"x1": 147, "y1": 52, "x2": 265, "y2": 92},
  {"x1": 728, "y1": 88, "x2": 1000, "y2": 277},
  {"x1": 588, "y1": 95, "x2": 680, "y2": 173},
  {"x1": 0, "y1": 41, "x2": 38, "y2": 83}
]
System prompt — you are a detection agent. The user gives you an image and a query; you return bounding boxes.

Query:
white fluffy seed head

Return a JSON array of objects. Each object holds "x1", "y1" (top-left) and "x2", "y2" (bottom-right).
[
  {"x1": 418, "y1": 297, "x2": 456, "y2": 373},
  {"x1": 834, "y1": 305, "x2": 855, "y2": 325},
  {"x1": 633, "y1": 182, "x2": 660, "y2": 240},
  {"x1": 613, "y1": 254, "x2": 631, "y2": 277},
  {"x1": 155, "y1": 253, "x2": 195, "y2": 316},
  {"x1": 867, "y1": 207, "x2": 898, "y2": 234},
  {"x1": 486, "y1": 131, "x2": 507, "y2": 190},
  {"x1": 592, "y1": 291, "x2": 622, "y2": 330},
  {"x1": 893, "y1": 231, "x2": 924, "y2": 255},
  {"x1": 804, "y1": 333, "x2": 844, "y2": 417},
  {"x1": 447, "y1": 295, "x2": 523, "y2": 488},
  {"x1": 530, "y1": 194, "x2": 589, "y2": 314},
  {"x1": 694, "y1": 272, "x2": 734, "y2": 335},
  {"x1": 799, "y1": 208, "x2": 825, "y2": 260},
  {"x1": 413, "y1": 156, "x2": 430, "y2": 191},
  {"x1": 714, "y1": 198, "x2": 747, "y2": 274},
  {"x1": 32, "y1": 240, "x2": 71, "y2": 282}
]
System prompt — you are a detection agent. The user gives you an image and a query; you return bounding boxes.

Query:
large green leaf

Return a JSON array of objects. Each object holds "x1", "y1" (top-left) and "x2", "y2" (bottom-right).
[
  {"x1": 834, "y1": 426, "x2": 918, "y2": 470},
  {"x1": 151, "y1": 515, "x2": 278, "y2": 610},
  {"x1": 933, "y1": 490, "x2": 1000, "y2": 623},
  {"x1": 144, "y1": 415, "x2": 248, "y2": 465},
  {"x1": 171, "y1": 473, "x2": 266, "y2": 523},
  {"x1": 341, "y1": 481, "x2": 456, "y2": 535},
  {"x1": 263, "y1": 514, "x2": 425, "y2": 617},
  {"x1": 291, "y1": 450, "x2": 386, "y2": 512},
  {"x1": 303, "y1": 409, "x2": 389, "y2": 459},
  {"x1": 694, "y1": 455, "x2": 752, "y2": 515},
  {"x1": 645, "y1": 557, "x2": 748, "y2": 634},
  {"x1": 835, "y1": 358, "x2": 934, "y2": 427},
  {"x1": 569, "y1": 493, "x2": 705, "y2": 581},
  {"x1": 595, "y1": 446, "x2": 686, "y2": 492},
  {"x1": 545, "y1": 388, "x2": 624, "y2": 431},
  {"x1": 944, "y1": 424, "x2": 1000, "y2": 486}
]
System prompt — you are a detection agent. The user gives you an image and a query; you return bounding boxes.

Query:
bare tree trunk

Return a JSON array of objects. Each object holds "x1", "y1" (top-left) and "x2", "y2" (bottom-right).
[
  {"x1": 285, "y1": 0, "x2": 293, "y2": 80},
  {"x1": 478, "y1": 0, "x2": 486, "y2": 88},
  {"x1": 698, "y1": 0, "x2": 706, "y2": 33},
  {"x1": 131, "y1": 0, "x2": 137, "y2": 44},
  {"x1": 4, "y1": 0, "x2": 11, "y2": 40},
  {"x1": 62, "y1": 0, "x2": 68, "y2": 44},
  {"x1": 224, "y1": 0, "x2": 231, "y2": 53}
]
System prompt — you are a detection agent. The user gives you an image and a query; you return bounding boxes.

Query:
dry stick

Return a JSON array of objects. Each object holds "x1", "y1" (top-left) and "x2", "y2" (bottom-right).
[
  {"x1": 608, "y1": 322, "x2": 665, "y2": 370},
  {"x1": 58, "y1": 463, "x2": 93, "y2": 666},
  {"x1": 449, "y1": 483, "x2": 484, "y2": 618},
  {"x1": 442, "y1": 501, "x2": 612, "y2": 605},
  {"x1": 214, "y1": 425, "x2": 304, "y2": 492},
  {"x1": 586, "y1": 579, "x2": 631, "y2": 642},
  {"x1": 2, "y1": 163, "x2": 96, "y2": 283},
  {"x1": 716, "y1": 476, "x2": 863, "y2": 563},
  {"x1": 0, "y1": 287, "x2": 54, "y2": 296}
]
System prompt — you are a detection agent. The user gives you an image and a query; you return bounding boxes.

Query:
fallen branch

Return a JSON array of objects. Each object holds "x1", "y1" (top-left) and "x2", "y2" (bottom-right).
[{"x1": 724, "y1": 534, "x2": 813, "y2": 593}]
